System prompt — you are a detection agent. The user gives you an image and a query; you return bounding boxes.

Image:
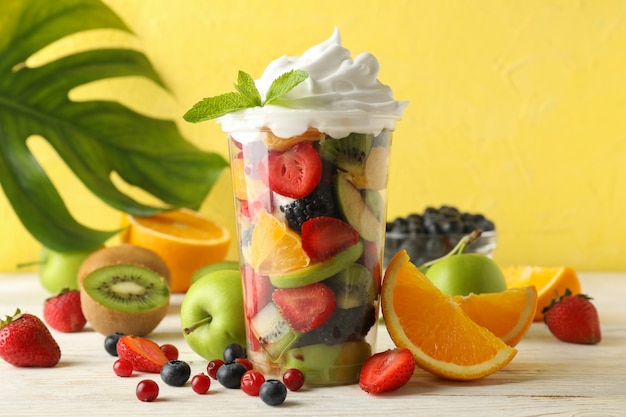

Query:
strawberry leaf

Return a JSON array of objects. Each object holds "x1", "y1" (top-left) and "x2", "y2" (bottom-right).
[{"x1": 0, "y1": 0, "x2": 228, "y2": 252}]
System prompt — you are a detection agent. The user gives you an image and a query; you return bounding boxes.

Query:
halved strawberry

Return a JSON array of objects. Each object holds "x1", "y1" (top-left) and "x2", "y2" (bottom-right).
[
  {"x1": 301, "y1": 216, "x2": 360, "y2": 262},
  {"x1": 272, "y1": 283, "x2": 336, "y2": 333},
  {"x1": 116, "y1": 335, "x2": 168, "y2": 373},
  {"x1": 260, "y1": 141, "x2": 322, "y2": 199},
  {"x1": 359, "y1": 348, "x2": 416, "y2": 394}
]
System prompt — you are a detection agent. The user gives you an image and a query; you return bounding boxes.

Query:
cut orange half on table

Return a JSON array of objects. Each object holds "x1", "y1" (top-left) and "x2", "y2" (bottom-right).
[
  {"x1": 452, "y1": 286, "x2": 538, "y2": 347},
  {"x1": 501, "y1": 266, "x2": 581, "y2": 321},
  {"x1": 381, "y1": 250, "x2": 517, "y2": 381},
  {"x1": 120, "y1": 209, "x2": 231, "y2": 293},
  {"x1": 245, "y1": 209, "x2": 310, "y2": 276}
]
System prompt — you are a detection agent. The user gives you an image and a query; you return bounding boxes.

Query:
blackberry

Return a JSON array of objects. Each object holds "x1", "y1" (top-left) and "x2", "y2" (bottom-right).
[
  {"x1": 279, "y1": 187, "x2": 336, "y2": 233},
  {"x1": 295, "y1": 304, "x2": 376, "y2": 347}
]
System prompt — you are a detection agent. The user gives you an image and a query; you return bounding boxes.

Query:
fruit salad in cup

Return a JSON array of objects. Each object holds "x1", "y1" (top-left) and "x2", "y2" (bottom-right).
[
  {"x1": 229, "y1": 127, "x2": 390, "y2": 384},
  {"x1": 184, "y1": 29, "x2": 407, "y2": 385}
]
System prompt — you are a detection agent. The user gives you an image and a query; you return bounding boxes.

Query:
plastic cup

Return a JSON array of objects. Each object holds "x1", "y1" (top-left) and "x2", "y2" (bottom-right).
[{"x1": 221, "y1": 112, "x2": 395, "y2": 386}]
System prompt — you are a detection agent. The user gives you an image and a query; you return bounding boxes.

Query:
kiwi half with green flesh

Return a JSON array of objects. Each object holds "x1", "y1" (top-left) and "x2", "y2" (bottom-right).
[
  {"x1": 78, "y1": 243, "x2": 171, "y2": 286},
  {"x1": 269, "y1": 241, "x2": 363, "y2": 288},
  {"x1": 319, "y1": 133, "x2": 373, "y2": 175},
  {"x1": 80, "y1": 264, "x2": 170, "y2": 336},
  {"x1": 325, "y1": 263, "x2": 377, "y2": 309},
  {"x1": 250, "y1": 302, "x2": 300, "y2": 361},
  {"x1": 335, "y1": 173, "x2": 382, "y2": 242}
]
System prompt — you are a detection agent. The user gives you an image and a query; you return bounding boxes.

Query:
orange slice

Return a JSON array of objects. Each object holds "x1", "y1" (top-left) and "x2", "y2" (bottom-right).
[
  {"x1": 501, "y1": 266, "x2": 581, "y2": 321},
  {"x1": 452, "y1": 286, "x2": 538, "y2": 347},
  {"x1": 381, "y1": 250, "x2": 517, "y2": 380},
  {"x1": 245, "y1": 209, "x2": 310, "y2": 275},
  {"x1": 261, "y1": 129, "x2": 324, "y2": 151},
  {"x1": 120, "y1": 209, "x2": 231, "y2": 293}
]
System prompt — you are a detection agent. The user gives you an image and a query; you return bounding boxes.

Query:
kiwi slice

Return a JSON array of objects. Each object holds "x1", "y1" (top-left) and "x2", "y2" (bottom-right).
[
  {"x1": 82, "y1": 264, "x2": 170, "y2": 313},
  {"x1": 335, "y1": 173, "x2": 382, "y2": 242},
  {"x1": 319, "y1": 132, "x2": 373, "y2": 174},
  {"x1": 325, "y1": 263, "x2": 377, "y2": 309},
  {"x1": 269, "y1": 241, "x2": 363, "y2": 288},
  {"x1": 250, "y1": 302, "x2": 300, "y2": 362}
]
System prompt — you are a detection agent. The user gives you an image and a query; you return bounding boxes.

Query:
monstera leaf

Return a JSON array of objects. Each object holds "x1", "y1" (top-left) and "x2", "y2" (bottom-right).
[{"x1": 0, "y1": 0, "x2": 228, "y2": 252}]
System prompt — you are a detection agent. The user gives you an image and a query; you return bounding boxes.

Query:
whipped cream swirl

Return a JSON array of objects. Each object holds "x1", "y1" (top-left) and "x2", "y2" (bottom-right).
[{"x1": 218, "y1": 28, "x2": 408, "y2": 141}]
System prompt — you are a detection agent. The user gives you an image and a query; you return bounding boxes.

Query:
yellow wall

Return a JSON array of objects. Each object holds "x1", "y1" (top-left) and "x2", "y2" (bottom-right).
[{"x1": 3, "y1": 0, "x2": 626, "y2": 271}]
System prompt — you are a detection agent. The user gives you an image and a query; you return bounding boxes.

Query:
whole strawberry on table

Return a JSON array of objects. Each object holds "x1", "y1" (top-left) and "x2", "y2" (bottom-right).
[
  {"x1": 542, "y1": 289, "x2": 602, "y2": 345},
  {"x1": 0, "y1": 309, "x2": 61, "y2": 367}
]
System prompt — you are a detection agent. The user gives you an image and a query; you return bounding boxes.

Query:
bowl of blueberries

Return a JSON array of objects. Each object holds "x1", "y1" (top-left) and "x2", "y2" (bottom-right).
[{"x1": 384, "y1": 205, "x2": 497, "y2": 269}]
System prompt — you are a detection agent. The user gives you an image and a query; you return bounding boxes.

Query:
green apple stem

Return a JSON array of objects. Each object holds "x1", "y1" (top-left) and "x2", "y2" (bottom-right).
[
  {"x1": 418, "y1": 229, "x2": 483, "y2": 273},
  {"x1": 183, "y1": 315, "x2": 213, "y2": 335}
]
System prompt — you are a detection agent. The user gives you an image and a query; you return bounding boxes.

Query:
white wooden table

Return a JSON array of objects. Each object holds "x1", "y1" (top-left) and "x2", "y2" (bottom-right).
[{"x1": 0, "y1": 272, "x2": 624, "y2": 416}]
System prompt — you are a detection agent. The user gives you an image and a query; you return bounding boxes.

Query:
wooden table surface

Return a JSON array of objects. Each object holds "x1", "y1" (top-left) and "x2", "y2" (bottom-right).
[{"x1": 0, "y1": 271, "x2": 624, "y2": 417}]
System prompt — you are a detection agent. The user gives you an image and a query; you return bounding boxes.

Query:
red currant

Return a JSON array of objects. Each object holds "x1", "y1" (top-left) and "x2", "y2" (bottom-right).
[
  {"x1": 282, "y1": 368, "x2": 305, "y2": 391},
  {"x1": 136, "y1": 380, "x2": 159, "y2": 402},
  {"x1": 234, "y1": 358, "x2": 254, "y2": 371},
  {"x1": 240, "y1": 370, "x2": 265, "y2": 396},
  {"x1": 113, "y1": 358, "x2": 133, "y2": 377},
  {"x1": 191, "y1": 373, "x2": 211, "y2": 394},
  {"x1": 207, "y1": 359, "x2": 224, "y2": 379},
  {"x1": 159, "y1": 343, "x2": 179, "y2": 361}
]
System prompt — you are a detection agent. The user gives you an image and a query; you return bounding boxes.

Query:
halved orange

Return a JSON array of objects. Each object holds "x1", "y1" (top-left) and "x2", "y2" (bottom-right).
[
  {"x1": 381, "y1": 250, "x2": 517, "y2": 381},
  {"x1": 120, "y1": 209, "x2": 231, "y2": 293},
  {"x1": 452, "y1": 286, "x2": 538, "y2": 347},
  {"x1": 244, "y1": 209, "x2": 310, "y2": 275},
  {"x1": 501, "y1": 266, "x2": 581, "y2": 321}
]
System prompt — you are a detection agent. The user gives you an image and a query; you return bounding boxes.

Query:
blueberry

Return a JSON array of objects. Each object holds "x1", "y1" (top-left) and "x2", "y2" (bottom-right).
[
  {"x1": 104, "y1": 332, "x2": 124, "y2": 356},
  {"x1": 259, "y1": 380, "x2": 288, "y2": 406},
  {"x1": 223, "y1": 343, "x2": 247, "y2": 363},
  {"x1": 217, "y1": 362, "x2": 248, "y2": 388},
  {"x1": 160, "y1": 360, "x2": 191, "y2": 387}
]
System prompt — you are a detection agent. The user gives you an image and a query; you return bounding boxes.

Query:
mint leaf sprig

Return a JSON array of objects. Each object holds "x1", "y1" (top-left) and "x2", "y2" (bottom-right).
[{"x1": 183, "y1": 69, "x2": 308, "y2": 123}]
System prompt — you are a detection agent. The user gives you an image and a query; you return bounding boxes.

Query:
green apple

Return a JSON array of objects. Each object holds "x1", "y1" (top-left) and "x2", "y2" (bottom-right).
[
  {"x1": 425, "y1": 253, "x2": 506, "y2": 296},
  {"x1": 38, "y1": 246, "x2": 103, "y2": 294},
  {"x1": 180, "y1": 269, "x2": 246, "y2": 360},
  {"x1": 190, "y1": 260, "x2": 240, "y2": 285}
]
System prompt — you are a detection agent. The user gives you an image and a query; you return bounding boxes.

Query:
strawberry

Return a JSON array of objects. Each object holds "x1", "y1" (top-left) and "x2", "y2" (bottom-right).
[
  {"x1": 301, "y1": 216, "x2": 360, "y2": 262},
  {"x1": 0, "y1": 309, "x2": 61, "y2": 367},
  {"x1": 359, "y1": 348, "x2": 415, "y2": 394},
  {"x1": 43, "y1": 289, "x2": 87, "y2": 333},
  {"x1": 260, "y1": 141, "x2": 322, "y2": 199},
  {"x1": 542, "y1": 289, "x2": 602, "y2": 345},
  {"x1": 272, "y1": 283, "x2": 336, "y2": 333},
  {"x1": 116, "y1": 335, "x2": 169, "y2": 373}
]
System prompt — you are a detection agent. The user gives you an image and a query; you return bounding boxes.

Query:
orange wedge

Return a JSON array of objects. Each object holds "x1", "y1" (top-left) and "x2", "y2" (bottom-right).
[
  {"x1": 244, "y1": 209, "x2": 310, "y2": 275},
  {"x1": 501, "y1": 266, "x2": 581, "y2": 321},
  {"x1": 260, "y1": 129, "x2": 325, "y2": 151},
  {"x1": 452, "y1": 286, "x2": 538, "y2": 347},
  {"x1": 120, "y1": 209, "x2": 231, "y2": 293},
  {"x1": 381, "y1": 250, "x2": 517, "y2": 381}
]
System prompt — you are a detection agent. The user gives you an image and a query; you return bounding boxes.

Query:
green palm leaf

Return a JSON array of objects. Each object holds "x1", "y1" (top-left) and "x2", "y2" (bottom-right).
[{"x1": 0, "y1": 0, "x2": 227, "y2": 252}]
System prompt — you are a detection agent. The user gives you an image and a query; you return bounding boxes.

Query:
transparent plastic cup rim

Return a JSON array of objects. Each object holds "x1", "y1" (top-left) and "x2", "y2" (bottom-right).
[{"x1": 217, "y1": 107, "x2": 400, "y2": 143}]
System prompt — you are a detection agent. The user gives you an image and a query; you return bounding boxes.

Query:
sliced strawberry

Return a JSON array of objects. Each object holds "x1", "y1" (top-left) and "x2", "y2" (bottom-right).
[
  {"x1": 301, "y1": 216, "x2": 360, "y2": 262},
  {"x1": 116, "y1": 335, "x2": 168, "y2": 373},
  {"x1": 242, "y1": 265, "x2": 275, "y2": 319},
  {"x1": 260, "y1": 141, "x2": 322, "y2": 199},
  {"x1": 272, "y1": 283, "x2": 336, "y2": 333},
  {"x1": 359, "y1": 348, "x2": 415, "y2": 394}
]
